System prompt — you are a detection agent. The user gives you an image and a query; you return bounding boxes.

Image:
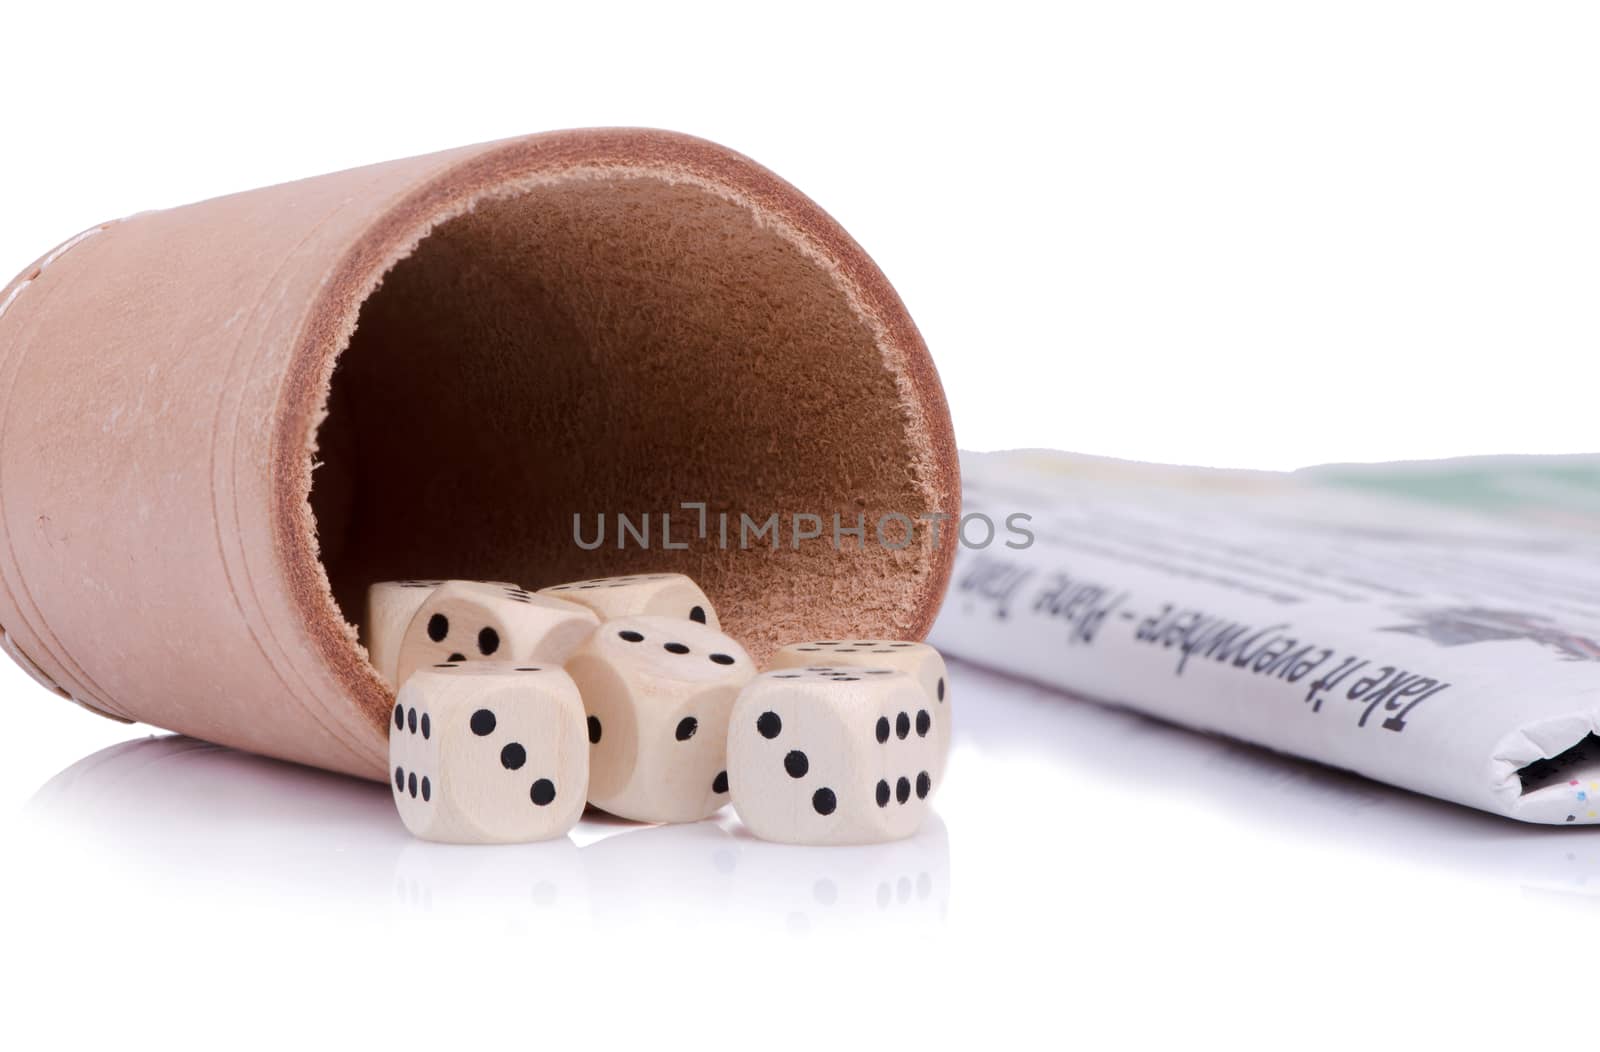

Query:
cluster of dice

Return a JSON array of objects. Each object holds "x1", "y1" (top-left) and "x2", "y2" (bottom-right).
[{"x1": 369, "y1": 574, "x2": 950, "y2": 846}]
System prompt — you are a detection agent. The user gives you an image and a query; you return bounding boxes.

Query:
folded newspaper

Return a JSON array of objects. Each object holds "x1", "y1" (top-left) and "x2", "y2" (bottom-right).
[{"x1": 932, "y1": 450, "x2": 1600, "y2": 825}]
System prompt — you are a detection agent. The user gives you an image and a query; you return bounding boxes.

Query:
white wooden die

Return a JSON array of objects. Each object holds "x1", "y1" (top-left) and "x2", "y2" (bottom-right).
[
  {"x1": 365, "y1": 579, "x2": 525, "y2": 687},
  {"x1": 768, "y1": 639, "x2": 950, "y2": 781},
  {"x1": 727, "y1": 667, "x2": 946, "y2": 845},
  {"x1": 565, "y1": 614, "x2": 754, "y2": 823},
  {"x1": 389, "y1": 663, "x2": 589, "y2": 843},
  {"x1": 366, "y1": 580, "x2": 448, "y2": 688},
  {"x1": 394, "y1": 580, "x2": 598, "y2": 688},
  {"x1": 539, "y1": 572, "x2": 719, "y2": 629}
]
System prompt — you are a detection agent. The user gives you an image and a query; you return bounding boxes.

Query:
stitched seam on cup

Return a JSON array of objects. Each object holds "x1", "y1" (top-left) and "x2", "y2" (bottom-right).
[{"x1": 0, "y1": 221, "x2": 135, "y2": 722}]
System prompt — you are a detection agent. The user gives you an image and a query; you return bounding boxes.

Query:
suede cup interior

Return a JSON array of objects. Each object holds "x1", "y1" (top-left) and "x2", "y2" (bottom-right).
[{"x1": 309, "y1": 175, "x2": 931, "y2": 661}]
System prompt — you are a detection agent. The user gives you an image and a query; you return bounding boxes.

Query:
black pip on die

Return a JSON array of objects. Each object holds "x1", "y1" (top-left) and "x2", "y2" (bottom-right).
[
  {"x1": 365, "y1": 579, "x2": 523, "y2": 688},
  {"x1": 768, "y1": 640, "x2": 950, "y2": 782},
  {"x1": 727, "y1": 667, "x2": 946, "y2": 845},
  {"x1": 565, "y1": 614, "x2": 754, "y2": 823},
  {"x1": 365, "y1": 580, "x2": 446, "y2": 688},
  {"x1": 389, "y1": 663, "x2": 589, "y2": 843},
  {"x1": 539, "y1": 572, "x2": 719, "y2": 629},
  {"x1": 395, "y1": 580, "x2": 598, "y2": 688}
]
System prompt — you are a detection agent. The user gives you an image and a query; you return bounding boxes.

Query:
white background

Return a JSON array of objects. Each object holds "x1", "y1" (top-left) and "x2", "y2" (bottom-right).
[{"x1": 2, "y1": 2, "x2": 1598, "y2": 1047}]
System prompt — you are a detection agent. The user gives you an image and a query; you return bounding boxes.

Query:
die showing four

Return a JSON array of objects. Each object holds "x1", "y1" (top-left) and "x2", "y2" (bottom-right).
[
  {"x1": 726, "y1": 667, "x2": 946, "y2": 846},
  {"x1": 389, "y1": 663, "x2": 589, "y2": 844}
]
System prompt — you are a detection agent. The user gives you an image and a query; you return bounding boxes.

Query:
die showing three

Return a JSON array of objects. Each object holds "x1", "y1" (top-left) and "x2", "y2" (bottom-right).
[{"x1": 566, "y1": 614, "x2": 754, "y2": 823}]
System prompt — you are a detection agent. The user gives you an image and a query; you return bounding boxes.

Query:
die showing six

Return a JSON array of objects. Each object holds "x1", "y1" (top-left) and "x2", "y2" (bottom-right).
[
  {"x1": 768, "y1": 639, "x2": 951, "y2": 784},
  {"x1": 726, "y1": 666, "x2": 946, "y2": 846}
]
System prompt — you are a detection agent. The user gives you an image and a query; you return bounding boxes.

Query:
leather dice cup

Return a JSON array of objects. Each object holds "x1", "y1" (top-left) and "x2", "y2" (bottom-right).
[{"x1": 0, "y1": 128, "x2": 959, "y2": 781}]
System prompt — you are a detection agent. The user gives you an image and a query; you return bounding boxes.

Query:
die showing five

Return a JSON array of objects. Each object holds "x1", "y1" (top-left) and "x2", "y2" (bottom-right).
[{"x1": 389, "y1": 663, "x2": 589, "y2": 844}]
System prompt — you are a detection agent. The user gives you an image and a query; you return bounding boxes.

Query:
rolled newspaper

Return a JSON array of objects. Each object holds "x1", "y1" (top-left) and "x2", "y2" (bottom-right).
[{"x1": 933, "y1": 450, "x2": 1600, "y2": 824}]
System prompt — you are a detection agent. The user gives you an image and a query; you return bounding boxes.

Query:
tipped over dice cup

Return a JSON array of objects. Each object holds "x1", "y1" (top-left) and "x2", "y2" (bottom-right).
[{"x1": 0, "y1": 129, "x2": 960, "y2": 790}]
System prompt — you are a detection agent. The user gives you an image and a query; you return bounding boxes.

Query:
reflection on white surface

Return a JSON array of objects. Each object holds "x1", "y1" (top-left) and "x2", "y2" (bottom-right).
[
  {"x1": 22, "y1": 655, "x2": 1600, "y2": 942},
  {"x1": 30, "y1": 735, "x2": 411, "y2": 897},
  {"x1": 720, "y1": 819, "x2": 950, "y2": 933},
  {"x1": 953, "y1": 661, "x2": 1600, "y2": 899},
  {"x1": 18, "y1": 656, "x2": 1600, "y2": 1044},
  {"x1": 27, "y1": 732, "x2": 952, "y2": 930},
  {"x1": 580, "y1": 816, "x2": 950, "y2": 933},
  {"x1": 393, "y1": 837, "x2": 589, "y2": 934}
]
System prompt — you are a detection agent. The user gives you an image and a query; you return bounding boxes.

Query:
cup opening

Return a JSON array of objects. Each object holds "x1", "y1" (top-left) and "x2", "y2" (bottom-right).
[{"x1": 308, "y1": 172, "x2": 943, "y2": 678}]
